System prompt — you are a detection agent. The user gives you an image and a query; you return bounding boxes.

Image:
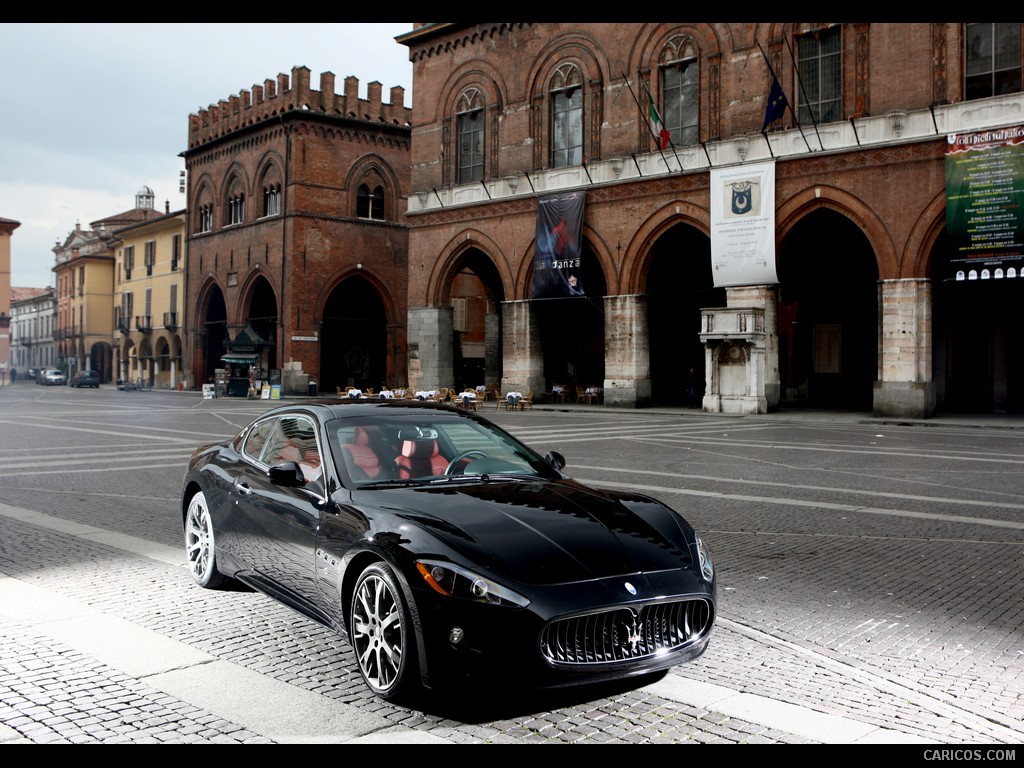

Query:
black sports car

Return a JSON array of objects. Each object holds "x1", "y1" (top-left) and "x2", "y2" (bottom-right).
[{"x1": 180, "y1": 400, "x2": 716, "y2": 702}]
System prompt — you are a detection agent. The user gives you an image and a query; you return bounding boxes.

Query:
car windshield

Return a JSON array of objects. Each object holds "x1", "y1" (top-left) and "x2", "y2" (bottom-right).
[{"x1": 325, "y1": 411, "x2": 561, "y2": 488}]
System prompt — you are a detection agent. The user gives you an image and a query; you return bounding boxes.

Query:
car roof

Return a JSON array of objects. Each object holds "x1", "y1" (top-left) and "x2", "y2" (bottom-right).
[{"x1": 259, "y1": 399, "x2": 469, "y2": 420}]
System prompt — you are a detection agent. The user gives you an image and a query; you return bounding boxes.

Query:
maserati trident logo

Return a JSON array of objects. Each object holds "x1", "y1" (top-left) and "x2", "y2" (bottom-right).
[
  {"x1": 624, "y1": 581, "x2": 637, "y2": 595},
  {"x1": 623, "y1": 614, "x2": 643, "y2": 654}
]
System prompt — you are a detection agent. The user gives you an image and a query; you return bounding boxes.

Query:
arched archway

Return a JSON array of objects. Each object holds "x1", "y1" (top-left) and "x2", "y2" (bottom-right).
[
  {"x1": 199, "y1": 285, "x2": 227, "y2": 387},
  {"x1": 447, "y1": 248, "x2": 505, "y2": 391},
  {"x1": 777, "y1": 209, "x2": 879, "y2": 409},
  {"x1": 532, "y1": 244, "x2": 607, "y2": 394},
  {"x1": 245, "y1": 276, "x2": 278, "y2": 372},
  {"x1": 89, "y1": 342, "x2": 112, "y2": 384},
  {"x1": 320, "y1": 276, "x2": 387, "y2": 392},
  {"x1": 645, "y1": 223, "x2": 725, "y2": 405}
]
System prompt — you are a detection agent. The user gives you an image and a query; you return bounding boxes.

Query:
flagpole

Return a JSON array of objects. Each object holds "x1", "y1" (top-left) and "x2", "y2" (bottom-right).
[
  {"x1": 757, "y1": 39, "x2": 813, "y2": 153},
  {"x1": 621, "y1": 71, "x2": 676, "y2": 172},
  {"x1": 638, "y1": 71, "x2": 684, "y2": 171}
]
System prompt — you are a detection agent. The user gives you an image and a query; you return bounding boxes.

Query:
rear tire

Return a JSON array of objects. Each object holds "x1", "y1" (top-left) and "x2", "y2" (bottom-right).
[
  {"x1": 184, "y1": 490, "x2": 227, "y2": 589},
  {"x1": 350, "y1": 562, "x2": 418, "y2": 701}
]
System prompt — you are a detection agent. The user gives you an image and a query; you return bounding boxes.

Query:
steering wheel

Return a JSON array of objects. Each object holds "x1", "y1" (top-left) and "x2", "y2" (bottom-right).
[{"x1": 444, "y1": 449, "x2": 489, "y2": 476}]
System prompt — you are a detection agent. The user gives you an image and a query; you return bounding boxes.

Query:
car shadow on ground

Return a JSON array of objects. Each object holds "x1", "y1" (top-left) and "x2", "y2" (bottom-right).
[{"x1": 411, "y1": 670, "x2": 669, "y2": 721}]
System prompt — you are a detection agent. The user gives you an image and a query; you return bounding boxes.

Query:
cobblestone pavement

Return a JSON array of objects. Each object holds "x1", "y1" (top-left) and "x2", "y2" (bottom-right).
[{"x1": 0, "y1": 384, "x2": 1022, "y2": 745}]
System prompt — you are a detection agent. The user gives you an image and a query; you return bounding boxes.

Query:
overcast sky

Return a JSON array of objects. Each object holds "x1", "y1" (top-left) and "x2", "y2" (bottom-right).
[{"x1": 0, "y1": 22, "x2": 414, "y2": 288}]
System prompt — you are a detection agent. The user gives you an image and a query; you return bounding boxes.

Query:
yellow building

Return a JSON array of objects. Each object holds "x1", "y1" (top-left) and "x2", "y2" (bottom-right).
[
  {"x1": 53, "y1": 188, "x2": 164, "y2": 383},
  {"x1": 113, "y1": 205, "x2": 187, "y2": 389}
]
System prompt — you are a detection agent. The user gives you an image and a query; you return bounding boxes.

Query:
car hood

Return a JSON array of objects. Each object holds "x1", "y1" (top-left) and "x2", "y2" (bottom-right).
[{"x1": 376, "y1": 479, "x2": 695, "y2": 585}]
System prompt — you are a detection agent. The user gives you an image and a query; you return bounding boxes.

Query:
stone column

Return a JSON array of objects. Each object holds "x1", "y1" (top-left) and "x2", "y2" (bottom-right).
[
  {"x1": 500, "y1": 299, "x2": 544, "y2": 394},
  {"x1": 603, "y1": 294, "x2": 650, "y2": 407},
  {"x1": 484, "y1": 305, "x2": 500, "y2": 391},
  {"x1": 407, "y1": 306, "x2": 453, "y2": 393},
  {"x1": 875, "y1": 278, "x2": 935, "y2": 418}
]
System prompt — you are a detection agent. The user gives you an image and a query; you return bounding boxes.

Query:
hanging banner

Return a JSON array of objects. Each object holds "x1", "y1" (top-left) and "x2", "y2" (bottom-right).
[
  {"x1": 945, "y1": 126, "x2": 1024, "y2": 282},
  {"x1": 710, "y1": 160, "x2": 779, "y2": 287},
  {"x1": 532, "y1": 190, "x2": 586, "y2": 298}
]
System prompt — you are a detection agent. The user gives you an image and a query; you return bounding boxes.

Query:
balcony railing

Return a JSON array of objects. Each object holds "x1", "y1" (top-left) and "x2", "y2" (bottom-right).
[
  {"x1": 163, "y1": 312, "x2": 178, "y2": 330},
  {"x1": 135, "y1": 315, "x2": 152, "y2": 333}
]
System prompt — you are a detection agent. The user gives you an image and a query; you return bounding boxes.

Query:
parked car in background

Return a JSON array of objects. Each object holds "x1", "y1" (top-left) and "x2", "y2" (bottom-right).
[
  {"x1": 41, "y1": 369, "x2": 67, "y2": 386},
  {"x1": 27, "y1": 368, "x2": 41, "y2": 382},
  {"x1": 69, "y1": 370, "x2": 100, "y2": 388}
]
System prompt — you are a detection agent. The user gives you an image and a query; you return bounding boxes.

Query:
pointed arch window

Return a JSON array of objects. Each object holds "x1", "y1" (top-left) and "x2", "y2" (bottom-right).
[
  {"x1": 457, "y1": 88, "x2": 485, "y2": 184},
  {"x1": 660, "y1": 37, "x2": 699, "y2": 147},
  {"x1": 551, "y1": 64, "x2": 583, "y2": 168},
  {"x1": 228, "y1": 193, "x2": 246, "y2": 225},
  {"x1": 262, "y1": 183, "x2": 281, "y2": 217},
  {"x1": 357, "y1": 184, "x2": 385, "y2": 220},
  {"x1": 197, "y1": 203, "x2": 213, "y2": 233}
]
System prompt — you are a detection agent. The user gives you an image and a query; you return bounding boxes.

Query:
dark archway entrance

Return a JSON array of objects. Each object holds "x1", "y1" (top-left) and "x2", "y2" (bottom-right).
[
  {"x1": 449, "y1": 249, "x2": 505, "y2": 392},
  {"x1": 533, "y1": 246, "x2": 607, "y2": 395},
  {"x1": 246, "y1": 277, "x2": 278, "y2": 372},
  {"x1": 320, "y1": 276, "x2": 387, "y2": 392},
  {"x1": 646, "y1": 225, "x2": 724, "y2": 405},
  {"x1": 932, "y1": 230, "x2": 1024, "y2": 413},
  {"x1": 777, "y1": 209, "x2": 878, "y2": 410},
  {"x1": 201, "y1": 286, "x2": 227, "y2": 387}
]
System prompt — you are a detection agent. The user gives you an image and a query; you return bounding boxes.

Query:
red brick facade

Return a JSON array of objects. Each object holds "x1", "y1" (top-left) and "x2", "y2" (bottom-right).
[
  {"x1": 398, "y1": 23, "x2": 1024, "y2": 416},
  {"x1": 183, "y1": 67, "x2": 411, "y2": 395}
]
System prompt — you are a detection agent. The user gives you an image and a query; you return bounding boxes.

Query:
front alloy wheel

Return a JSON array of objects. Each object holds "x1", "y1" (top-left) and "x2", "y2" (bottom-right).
[
  {"x1": 351, "y1": 562, "x2": 417, "y2": 700},
  {"x1": 184, "y1": 490, "x2": 227, "y2": 589}
]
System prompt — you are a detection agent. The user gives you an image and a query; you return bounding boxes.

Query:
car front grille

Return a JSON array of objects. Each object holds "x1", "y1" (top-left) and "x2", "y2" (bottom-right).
[{"x1": 541, "y1": 599, "x2": 714, "y2": 665}]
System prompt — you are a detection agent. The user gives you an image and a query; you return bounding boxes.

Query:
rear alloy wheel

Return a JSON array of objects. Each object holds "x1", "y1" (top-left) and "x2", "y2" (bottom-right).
[
  {"x1": 184, "y1": 490, "x2": 227, "y2": 589},
  {"x1": 351, "y1": 562, "x2": 417, "y2": 701}
]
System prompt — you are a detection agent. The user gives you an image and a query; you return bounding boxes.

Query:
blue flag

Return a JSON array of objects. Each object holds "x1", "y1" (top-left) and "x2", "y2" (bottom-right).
[{"x1": 761, "y1": 73, "x2": 788, "y2": 133}]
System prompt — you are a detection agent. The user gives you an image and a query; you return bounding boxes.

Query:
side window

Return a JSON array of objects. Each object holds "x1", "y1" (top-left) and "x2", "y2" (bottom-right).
[
  {"x1": 242, "y1": 418, "x2": 279, "y2": 463},
  {"x1": 280, "y1": 415, "x2": 324, "y2": 490}
]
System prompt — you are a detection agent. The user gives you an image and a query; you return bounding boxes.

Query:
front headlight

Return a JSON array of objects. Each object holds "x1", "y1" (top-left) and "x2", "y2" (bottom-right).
[
  {"x1": 415, "y1": 559, "x2": 531, "y2": 608},
  {"x1": 695, "y1": 534, "x2": 714, "y2": 583}
]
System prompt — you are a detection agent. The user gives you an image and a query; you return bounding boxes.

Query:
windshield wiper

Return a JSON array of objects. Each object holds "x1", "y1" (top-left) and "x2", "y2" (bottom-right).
[
  {"x1": 479, "y1": 472, "x2": 543, "y2": 482},
  {"x1": 357, "y1": 478, "x2": 425, "y2": 489}
]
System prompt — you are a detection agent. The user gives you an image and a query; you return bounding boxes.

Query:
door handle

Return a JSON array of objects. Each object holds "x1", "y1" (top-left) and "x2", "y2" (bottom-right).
[{"x1": 233, "y1": 479, "x2": 253, "y2": 495}]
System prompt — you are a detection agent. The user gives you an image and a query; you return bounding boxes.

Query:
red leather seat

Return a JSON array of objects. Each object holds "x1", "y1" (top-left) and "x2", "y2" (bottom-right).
[
  {"x1": 341, "y1": 426, "x2": 386, "y2": 481},
  {"x1": 395, "y1": 436, "x2": 448, "y2": 478}
]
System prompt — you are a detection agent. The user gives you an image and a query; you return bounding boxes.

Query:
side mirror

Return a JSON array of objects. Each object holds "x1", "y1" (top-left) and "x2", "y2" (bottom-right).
[
  {"x1": 269, "y1": 461, "x2": 306, "y2": 487},
  {"x1": 544, "y1": 451, "x2": 566, "y2": 471}
]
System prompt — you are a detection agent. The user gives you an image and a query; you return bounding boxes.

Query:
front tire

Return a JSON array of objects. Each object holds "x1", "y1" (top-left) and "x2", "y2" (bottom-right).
[
  {"x1": 184, "y1": 490, "x2": 227, "y2": 589},
  {"x1": 350, "y1": 562, "x2": 418, "y2": 701}
]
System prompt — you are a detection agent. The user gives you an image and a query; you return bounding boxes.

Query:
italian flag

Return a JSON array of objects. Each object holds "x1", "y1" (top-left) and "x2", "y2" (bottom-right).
[{"x1": 648, "y1": 88, "x2": 671, "y2": 150}]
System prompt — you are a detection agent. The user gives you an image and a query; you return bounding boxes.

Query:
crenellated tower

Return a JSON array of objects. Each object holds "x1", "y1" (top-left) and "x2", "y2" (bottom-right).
[{"x1": 187, "y1": 66, "x2": 410, "y2": 148}]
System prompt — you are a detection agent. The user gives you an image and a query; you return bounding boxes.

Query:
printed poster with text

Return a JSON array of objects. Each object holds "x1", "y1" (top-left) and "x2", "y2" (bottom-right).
[
  {"x1": 945, "y1": 126, "x2": 1024, "y2": 281},
  {"x1": 710, "y1": 160, "x2": 779, "y2": 287}
]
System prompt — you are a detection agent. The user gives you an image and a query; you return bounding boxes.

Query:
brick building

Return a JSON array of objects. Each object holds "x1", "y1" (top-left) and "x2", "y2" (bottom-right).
[
  {"x1": 181, "y1": 66, "x2": 412, "y2": 396},
  {"x1": 397, "y1": 22, "x2": 1024, "y2": 416}
]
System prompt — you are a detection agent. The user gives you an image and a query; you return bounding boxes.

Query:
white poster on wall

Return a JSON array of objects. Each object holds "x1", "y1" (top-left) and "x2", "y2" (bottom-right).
[{"x1": 710, "y1": 159, "x2": 779, "y2": 287}]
